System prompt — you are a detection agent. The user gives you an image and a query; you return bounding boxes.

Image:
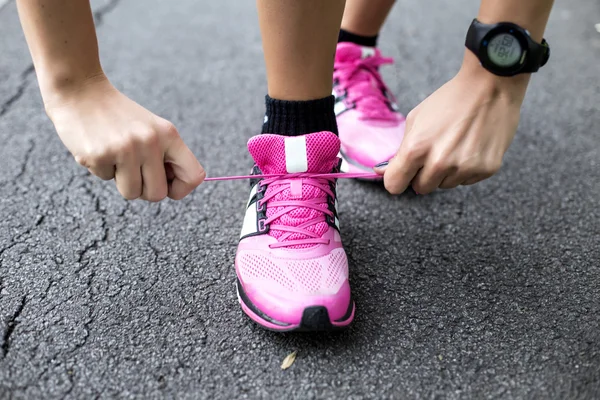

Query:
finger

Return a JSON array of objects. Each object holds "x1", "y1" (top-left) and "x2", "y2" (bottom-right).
[
  {"x1": 411, "y1": 159, "x2": 454, "y2": 194},
  {"x1": 373, "y1": 161, "x2": 390, "y2": 175},
  {"x1": 383, "y1": 146, "x2": 425, "y2": 194},
  {"x1": 164, "y1": 136, "x2": 205, "y2": 200},
  {"x1": 165, "y1": 162, "x2": 175, "y2": 182},
  {"x1": 439, "y1": 170, "x2": 472, "y2": 189},
  {"x1": 114, "y1": 161, "x2": 143, "y2": 200},
  {"x1": 75, "y1": 154, "x2": 115, "y2": 181},
  {"x1": 140, "y1": 150, "x2": 168, "y2": 202},
  {"x1": 460, "y1": 158, "x2": 502, "y2": 186},
  {"x1": 88, "y1": 165, "x2": 116, "y2": 181},
  {"x1": 461, "y1": 174, "x2": 488, "y2": 186}
]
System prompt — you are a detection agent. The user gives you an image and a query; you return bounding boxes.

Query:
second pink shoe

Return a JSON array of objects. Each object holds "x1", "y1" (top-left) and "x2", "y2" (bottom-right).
[{"x1": 333, "y1": 42, "x2": 406, "y2": 176}]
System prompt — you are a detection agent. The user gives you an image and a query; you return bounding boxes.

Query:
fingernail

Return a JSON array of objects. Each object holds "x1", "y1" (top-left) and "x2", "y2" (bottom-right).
[{"x1": 374, "y1": 161, "x2": 389, "y2": 169}]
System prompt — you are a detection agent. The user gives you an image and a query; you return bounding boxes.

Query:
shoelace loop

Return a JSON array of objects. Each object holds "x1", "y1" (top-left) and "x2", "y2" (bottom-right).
[
  {"x1": 334, "y1": 54, "x2": 398, "y2": 121},
  {"x1": 205, "y1": 172, "x2": 381, "y2": 249},
  {"x1": 259, "y1": 175, "x2": 333, "y2": 249}
]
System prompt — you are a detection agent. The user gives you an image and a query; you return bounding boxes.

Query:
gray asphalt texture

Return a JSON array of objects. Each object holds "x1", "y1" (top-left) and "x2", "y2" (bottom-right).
[{"x1": 1, "y1": 0, "x2": 599, "y2": 398}]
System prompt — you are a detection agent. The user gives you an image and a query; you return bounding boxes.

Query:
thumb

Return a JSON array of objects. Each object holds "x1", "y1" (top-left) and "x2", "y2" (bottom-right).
[
  {"x1": 160, "y1": 121, "x2": 205, "y2": 200},
  {"x1": 373, "y1": 161, "x2": 389, "y2": 175}
]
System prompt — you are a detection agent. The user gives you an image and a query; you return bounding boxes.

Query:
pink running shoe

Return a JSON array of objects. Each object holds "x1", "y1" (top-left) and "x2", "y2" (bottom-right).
[
  {"x1": 333, "y1": 42, "x2": 406, "y2": 177},
  {"x1": 235, "y1": 132, "x2": 354, "y2": 332}
]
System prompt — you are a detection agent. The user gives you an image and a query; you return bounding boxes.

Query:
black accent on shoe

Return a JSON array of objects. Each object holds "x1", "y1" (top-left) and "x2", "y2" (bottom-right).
[
  {"x1": 338, "y1": 29, "x2": 378, "y2": 47},
  {"x1": 261, "y1": 95, "x2": 338, "y2": 136},
  {"x1": 325, "y1": 160, "x2": 342, "y2": 231},
  {"x1": 334, "y1": 297, "x2": 355, "y2": 322},
  {"x1": 236, "y1": 279, "x2": 291, "y2": 327},
  {"x1": 248, "y1": 165, "x2": 263, "y2": 188},
  {"x1": 236, "y1": 278, "x2": 354, "y2": 332},
  {"x1": 300, "y1": 307, "x2": 332, "y2": 331}
]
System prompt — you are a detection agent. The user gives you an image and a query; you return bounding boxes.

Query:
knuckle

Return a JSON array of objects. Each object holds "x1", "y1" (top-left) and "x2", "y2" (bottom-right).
[
  {"x1": 146, "y1": 186, "x2": 168, "y2": 203},
  {"x1": 97, "y1": 174, "x2": 114, "y2": 181},
  {"x1": 119, "y1": 137, "x2": 136, "y2": 153},
  {"x1": 146, "y1": 193, "x2": 167, "y2": 203},
  {"x1": 431, "y1": 154, "x2": 455, "y2": 174},
  {"x1": 384, "y1": 179, "x2": 402, "y2": 195},
  {"x1": 404, "y1": 142, "x2": 425, "y2": 160},
  {"x1": 168, "y1": 192, "x2": 184, "y2": 201},
  {"x1": 74, "y1": 154, "x2": 89, "y2": 168},
  {"x1": 79, "y1": 148, "x2": 109, "y2": 168},
  {"x1": 457, "y1": 156, "x2": 475, "y2": 170},
  {"x1": 483, "y1": 159, "x2": 502, "y2": 175},
  {"x1": 138, "y1": 130, "x2": 160, "y2": 147},
  {"x1": 440, "y1": 180, "x2": 458, "y2": 189},
  {"x1": 119, "y1": 188, "x2": 140, "y2": 201},
  {"x1": 413, "y1": 184, "x2": 431, "y2": 195},
  {"x1": 158, "y1": 119, "x2": 179, "y2": 140},
  {"x1": 431, "y1": 159, "x2": 448, "y2": 174},
  {"x1": 190, "y1": 168, "x2": 206, "y2": 187}
]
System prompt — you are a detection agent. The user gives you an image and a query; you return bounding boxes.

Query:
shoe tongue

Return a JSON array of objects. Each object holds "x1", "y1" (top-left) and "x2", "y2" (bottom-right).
[
  {"x1": 335, "y1": 42, "x2": 380, "y2": 63},
  {"x1": 247, "y1": 132, "x2": 340, "y2": 175}
]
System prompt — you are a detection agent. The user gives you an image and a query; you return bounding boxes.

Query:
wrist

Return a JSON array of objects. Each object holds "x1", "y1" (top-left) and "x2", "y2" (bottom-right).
[
  {"x1": 41, "y1": 70, "x2": 113, "y2": 115},
  {"x1": 458, "y1": 50, "x2": 530, "y2": 106},
  {"x1": 39, "y1": 66, "x2": 108, "y2": 109},
  {"x1": 42, "y1": 71, "x2": 115, "y2": 122}
]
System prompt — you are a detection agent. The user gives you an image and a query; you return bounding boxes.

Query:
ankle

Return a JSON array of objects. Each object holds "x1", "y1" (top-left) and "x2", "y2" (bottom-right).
[
  {"x1": 338, "y1": 29, "x2": 378, "y2": 47},
  {"x1": 261, "y1": 95, "x2": 338, "y2": 136}
]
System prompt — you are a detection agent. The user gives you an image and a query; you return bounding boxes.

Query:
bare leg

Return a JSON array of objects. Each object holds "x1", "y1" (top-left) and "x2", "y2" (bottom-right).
[
  {"x1": 257, "y1": 0, "x2": 345, "y2": 101},
  {"x1": 341, "y1": 0, "x2": 395, "y2": 37}
]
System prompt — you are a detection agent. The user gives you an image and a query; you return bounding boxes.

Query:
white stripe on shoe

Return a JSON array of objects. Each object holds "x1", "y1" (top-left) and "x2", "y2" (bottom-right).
[{"x1": 284, "y1": 136, "x2": 308, "y2": 173}]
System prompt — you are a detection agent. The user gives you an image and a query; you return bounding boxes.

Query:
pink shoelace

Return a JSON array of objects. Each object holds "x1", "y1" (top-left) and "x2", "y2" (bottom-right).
[
  {"x1": 206, "y1": 171, "x2": 380, "y2": 248},
  {"x1": 334, "y1": 53, "x2": 398, "y2": 121},
  {"x1": 204, "y1": 171, "x2": 379, "y2": 182}
]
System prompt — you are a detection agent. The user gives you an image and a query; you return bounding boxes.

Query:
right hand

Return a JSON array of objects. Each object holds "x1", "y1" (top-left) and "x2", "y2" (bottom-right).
[{"x1": 45, "y1": 75, "x2": 205, "y2": 202}]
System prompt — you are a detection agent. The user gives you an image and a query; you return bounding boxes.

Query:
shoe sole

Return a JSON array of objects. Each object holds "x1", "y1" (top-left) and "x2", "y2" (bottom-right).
[
  {"x1": 236, "y1": 279, "x2": 355, "y2": 332},
  {"x1": 339, "y1": 150, "x2": 383, "y2": 181}
]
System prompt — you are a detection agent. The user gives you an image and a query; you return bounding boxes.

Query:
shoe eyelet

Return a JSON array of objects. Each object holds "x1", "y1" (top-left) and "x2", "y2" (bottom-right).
[
  {"x1": 343, "y1": 99, "x2": 356, "y2": 110},
  {"x1": 258, "y1": 219, "x2": 268, "y2": 233},
  {"x1": 256, "y1": 200, "x2": 265, "y2": 212}
]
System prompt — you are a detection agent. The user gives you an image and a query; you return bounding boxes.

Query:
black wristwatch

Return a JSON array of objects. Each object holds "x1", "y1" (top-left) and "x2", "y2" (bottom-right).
[{"x1": 465, "y1": 18, "x2": 550, "y2": 77}]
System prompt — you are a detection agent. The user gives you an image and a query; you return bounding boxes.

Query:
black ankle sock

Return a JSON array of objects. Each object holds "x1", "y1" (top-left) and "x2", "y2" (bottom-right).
[
  {"x1": 338, "y1": 29, "x2": 378, "y2": 47},
  {"x1": 261, "y1": 95, "x2": 338, "y2": 136}
]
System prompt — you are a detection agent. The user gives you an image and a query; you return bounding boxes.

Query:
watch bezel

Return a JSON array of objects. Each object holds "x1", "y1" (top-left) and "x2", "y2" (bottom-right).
[{"x1": 478, "y1": 23, "x2": 530, "y2": 77}]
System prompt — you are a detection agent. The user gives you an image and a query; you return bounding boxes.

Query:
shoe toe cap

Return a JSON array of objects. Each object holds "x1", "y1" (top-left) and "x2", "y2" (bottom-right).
[{"x1": 235, "y1": 247, "x2": 352, "y2": 325}]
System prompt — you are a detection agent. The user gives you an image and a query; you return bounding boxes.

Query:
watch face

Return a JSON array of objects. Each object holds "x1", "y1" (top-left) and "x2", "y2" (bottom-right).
[{"x1": 487, "y1": 33, "x2": 522, "y2": 67}]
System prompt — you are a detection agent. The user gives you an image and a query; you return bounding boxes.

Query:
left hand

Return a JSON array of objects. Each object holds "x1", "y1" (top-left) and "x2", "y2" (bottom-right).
[{"x1": 376, "y1": 58, "x2": 527, "y2": 194}]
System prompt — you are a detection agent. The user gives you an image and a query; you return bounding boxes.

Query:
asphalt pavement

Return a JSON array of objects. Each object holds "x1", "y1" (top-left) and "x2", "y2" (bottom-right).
[{"x1": 1, "y1": 0, "x2": 599, "y2": 398}]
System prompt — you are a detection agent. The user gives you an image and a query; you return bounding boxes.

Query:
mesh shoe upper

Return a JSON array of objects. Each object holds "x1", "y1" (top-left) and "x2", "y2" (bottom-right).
[
  {"x1": 235, "y1": 132, "x2": 351, "y2": 324},
  {"x1": 247, "y1": 133, "x2": 340, "y2": 248}
]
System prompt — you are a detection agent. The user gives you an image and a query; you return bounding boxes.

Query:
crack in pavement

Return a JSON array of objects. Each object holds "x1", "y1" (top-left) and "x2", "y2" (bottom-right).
[
  {"x1": 13, "y1": 139, "x2": 35, "y2": 183},
  {"x1": 0, "y1": 0, "x2": 122, "y2": 118},
  {"x1": 0, "y1": 65, "x2": 34, "y2": 118},
  {"x1": 92, "y1": 0, "x2": 122, "y2": 25},
  {"x1": 0, "y1": 203, "x2": 44, "y2": 269},
  {"x1": 78, "y1": 268, "x2": 97, "y2": 350},
  {"x1": 76, "y1": 195, "x2": 109, "y2": 266},
  {"x1": 1, "y1": 296, "x2": 27, "y2": 359}
]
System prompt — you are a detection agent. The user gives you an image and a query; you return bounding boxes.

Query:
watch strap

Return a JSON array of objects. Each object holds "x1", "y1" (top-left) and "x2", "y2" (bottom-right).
[{"x1": 465, "y1": 18, "x2": 486, "y2": 57}]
